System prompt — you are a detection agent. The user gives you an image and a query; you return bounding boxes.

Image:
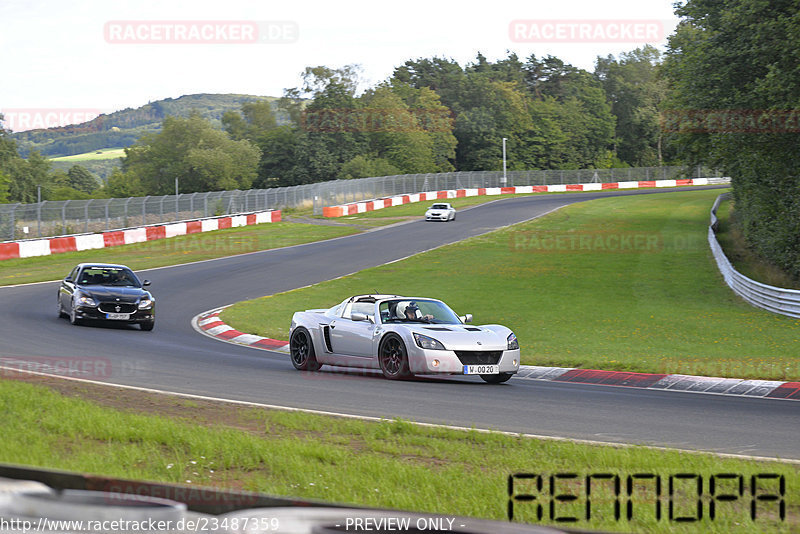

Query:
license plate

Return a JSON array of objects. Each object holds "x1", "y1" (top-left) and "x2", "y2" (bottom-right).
[
  {"x1": 106, "y1": 313, "x2": 130, "y2": 320},
  {"x1": 463, "y1": 364, "x2": 499, "y2": 375}
]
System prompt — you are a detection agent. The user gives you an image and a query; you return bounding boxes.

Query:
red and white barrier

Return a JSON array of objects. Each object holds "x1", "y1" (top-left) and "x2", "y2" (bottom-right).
[
  {"x1": 322, "y1": 178, "x2": 711, "y2": 217},
  {"x1": 0, "y1": 210, "x2": 281, "y2": 261}
]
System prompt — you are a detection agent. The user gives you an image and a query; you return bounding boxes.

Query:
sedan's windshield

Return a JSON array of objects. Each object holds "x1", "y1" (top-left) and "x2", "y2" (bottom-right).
[
  {"x1": 380, "y1": 299, "x2": 461, "y2": 324},
  {"x1": 79, "y1": 267, "x2": 140, "y2": 287},
  {"x1": 430, "y1": 204, "x2": 448, "y2": 210}
]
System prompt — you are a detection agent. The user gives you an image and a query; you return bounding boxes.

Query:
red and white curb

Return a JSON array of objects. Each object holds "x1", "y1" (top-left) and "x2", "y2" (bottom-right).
[
  {"x1": 193, "y1": 310, "x2": 798, "y2": 400},
  {"x1": 322, "y1": 178, "x2": 728, "y2": 217},
  {"x1": 193, "y1": 308, "x2": 289, "y2": 353},
  {"x1": 0, "y1": 210, "x2": 281, "y2": 261},
  {"x1": 516, "y1": 366, "x2": 800, "y2": 400}
]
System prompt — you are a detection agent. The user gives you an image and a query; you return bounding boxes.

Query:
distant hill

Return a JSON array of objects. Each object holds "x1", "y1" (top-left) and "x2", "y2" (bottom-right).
[{"x1": 10, "y1": 93, "x2": 282, "y2": 158}]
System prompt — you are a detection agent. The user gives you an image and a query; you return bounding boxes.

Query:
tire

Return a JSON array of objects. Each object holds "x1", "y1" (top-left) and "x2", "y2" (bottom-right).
[
  {"x1": 480, "y1": 372, "x2": 513, "y2": 384},
  {"x1": 379, "y1": 334, "x2": 412, "y2": 380},
  {"x1": 290, "y1": 327, "x2": 321, "y2": 371},
  {"x1": 69, "y1": 302, "x2": 82, "y2": 326},
  {"x1": 57, "y1": 297, "x2": 67, "y2": 319},
  {"x1": 452, "y1": 212, "x2": 456, "y2": 221},
  {"x1": 140, "y1": 321, "x2": 155, "y2": 331}
]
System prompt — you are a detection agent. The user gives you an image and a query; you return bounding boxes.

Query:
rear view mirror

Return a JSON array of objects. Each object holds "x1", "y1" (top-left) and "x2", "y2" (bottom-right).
[
  {"x1": 460, "y1": 314, "x2": 473, "y2": 323},
  {"x1": 142, "y1": 280, "x2": 151, "y2": 287},
  {"x1": 351, "y1": 312, "x2": 369, "y2": 322}
]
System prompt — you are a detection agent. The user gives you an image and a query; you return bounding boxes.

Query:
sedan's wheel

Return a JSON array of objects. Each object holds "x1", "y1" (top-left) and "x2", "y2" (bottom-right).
[
  {"x1": 57, "y1": 298, "x2": 67, "y2": 318},
  {"x1": 290, "y1": 327, "x2": 321, "y2": 371},
  {"x1": 480, "y1": 372, "x2": 513, "y2": 384},
  {"x1": 379, "y1": 334, "x2": 412, "y2": 379},
  {"x1": 140, "y1": 321, "x2": 155, "y2": 331},
  {"x1": 69, "y1": 303, "x2": 82, "y2": 326},
  {"x1": 451, "y1": 212, "x2": 456, "y2": 221}
]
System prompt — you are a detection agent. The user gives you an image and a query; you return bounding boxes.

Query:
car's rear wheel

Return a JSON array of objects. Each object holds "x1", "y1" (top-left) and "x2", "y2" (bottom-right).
[
  {"x1": 290, "y1": 327, "x2": 321, "y2": 371},
  {"x1": 69, "y1": 302, "x2": 82, "y2": 326},
  {"x1": 379, "y1": 334, "x2": 412, "y2": 379},
  {"x1": 480, "y1": 372, "x2": 513, "y2": 384},
  {"x1": 140, "y1": 321, "x2": 155, "y2": 331}
]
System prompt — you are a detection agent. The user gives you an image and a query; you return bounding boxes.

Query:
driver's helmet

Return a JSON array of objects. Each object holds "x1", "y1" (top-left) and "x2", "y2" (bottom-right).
[{"x1": 396, "y1": 301, "x2": 421, "y2": 319}]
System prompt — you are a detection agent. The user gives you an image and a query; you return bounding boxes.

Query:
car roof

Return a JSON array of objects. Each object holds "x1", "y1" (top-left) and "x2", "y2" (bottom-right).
[
  {"x1": 346, "y1": 294, "x2": 441, "y2": 304},
  {"x1": 76, "y1": 263, "x2": 132, "y2": 270}
]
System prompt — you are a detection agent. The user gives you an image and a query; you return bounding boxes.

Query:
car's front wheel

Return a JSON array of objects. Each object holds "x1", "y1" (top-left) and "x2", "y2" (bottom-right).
[
  {"x1": 69, "y1": 302, "x2": 82, "y2": 326},
  {"x1": 379, "y1": 334, "x2": 412, "y2": 379},
  {"x1": 140, "y1": 320, "x2": 155, "y2": 331},
  {"x1": 480, "y1": 372, "x2": 513, "y2": 384},
  {"x1": 290, "y1": 327, "x2": 321, "y2": 371},
  {"x1": 57, "y1": 297, "x2": 67, "y2": 319}
]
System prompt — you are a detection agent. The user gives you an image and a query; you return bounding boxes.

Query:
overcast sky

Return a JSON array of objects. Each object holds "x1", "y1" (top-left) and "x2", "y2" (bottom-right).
[{"x1": 1, "y1": 0, "x2": 680, "y2": 131}]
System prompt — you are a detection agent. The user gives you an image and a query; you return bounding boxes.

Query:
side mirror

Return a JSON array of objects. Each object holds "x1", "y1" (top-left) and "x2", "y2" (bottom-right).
[
  {"x1": 351, "y1": 312, "x2": 369, "y2": 322},
  {"x1": 64, "y1": 277, "x2": 72, "y2": 283},
  {"x1": 460, "y1": 314, "x2": 473, "y2": 324},
  {"x1": 142, "y1": 280, "x2": 151, "y2": 287}
]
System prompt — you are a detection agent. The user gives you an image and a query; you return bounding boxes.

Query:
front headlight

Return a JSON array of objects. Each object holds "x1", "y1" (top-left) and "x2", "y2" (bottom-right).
[
  {"x1": 507, "y1": 332, "x2": 519, "y2": 350},
  {"x1": 76, "y1": 295, "x2": 97, "y2": 307},
  {"x1": 138, "y1": 298, "x2": 153, "y2": 309},
  {"x1": 413, "y1": 333, "x2": 446, "y2": 350}
]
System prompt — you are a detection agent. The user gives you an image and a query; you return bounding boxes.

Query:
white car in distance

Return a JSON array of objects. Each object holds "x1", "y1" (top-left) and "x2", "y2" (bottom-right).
[{"x1": 425, "y1": 202, "x2": 456, "y2": 222}]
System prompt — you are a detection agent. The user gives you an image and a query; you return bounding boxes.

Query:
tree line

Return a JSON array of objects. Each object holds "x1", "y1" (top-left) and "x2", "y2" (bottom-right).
[{"x1": 0, "y1": 45, "x2": 670, "y2": 202}]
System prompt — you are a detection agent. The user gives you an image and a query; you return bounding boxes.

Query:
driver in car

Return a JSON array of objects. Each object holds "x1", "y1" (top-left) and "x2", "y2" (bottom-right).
[{"x1": 401, "y1": 301, "x2": 434, "y2": 322}]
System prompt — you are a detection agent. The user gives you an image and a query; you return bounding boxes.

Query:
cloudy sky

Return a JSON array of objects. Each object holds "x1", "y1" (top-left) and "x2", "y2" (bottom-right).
[{"x1": 1, "y1": 0, "x2": 680, "y2": 131}]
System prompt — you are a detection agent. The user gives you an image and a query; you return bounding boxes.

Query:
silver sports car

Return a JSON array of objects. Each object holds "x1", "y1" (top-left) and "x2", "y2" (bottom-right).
[{"x1": 289, "y1": 294, "x2": 520, "y2": 383}]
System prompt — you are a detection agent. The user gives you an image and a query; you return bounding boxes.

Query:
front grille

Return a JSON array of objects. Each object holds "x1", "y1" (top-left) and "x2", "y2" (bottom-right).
[
  {"x1": 98, "y1": 303, "x2": 137, "y2": 314},
  {"x1": 454, "y1": 351, "x2": 502, "y2": 365}
]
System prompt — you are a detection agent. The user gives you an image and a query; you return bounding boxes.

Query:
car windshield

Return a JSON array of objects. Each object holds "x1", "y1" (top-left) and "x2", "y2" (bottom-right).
[
  {"x1": 79, "y1": 267, "x2": 140, "y2": 287},
  {"x1": 431, "y1": 204, "x2": 448, "y2": 210},
  {"x1": 380, "y1": 299, "x2": 461, "y2": 324}
]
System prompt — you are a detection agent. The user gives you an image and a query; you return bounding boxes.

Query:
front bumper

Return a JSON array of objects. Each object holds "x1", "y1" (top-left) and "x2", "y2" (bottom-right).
[
  {"x1": 425, "y1": 213, "x2": 449, "y2": 221},
  {"x1": 74, "y1": 305, "x2": 154, "y2": 323},
  {"x1": 409, "y1": 347, "x2": 520, "y2": 375}
]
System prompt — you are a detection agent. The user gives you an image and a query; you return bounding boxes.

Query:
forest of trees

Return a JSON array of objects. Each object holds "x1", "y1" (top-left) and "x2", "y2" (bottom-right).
[
  {"x1": 663, "y1": 0, "x2": 800, "y2": 279},
  {"x1": 0, "y1": 45, "x2": 673, "y2": 203}
]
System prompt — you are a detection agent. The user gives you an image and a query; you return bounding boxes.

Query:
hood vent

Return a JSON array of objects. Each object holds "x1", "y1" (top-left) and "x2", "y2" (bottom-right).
[
  {"x1": 464, "y1": 327, "x2": 482, "y2": 331},
  {"x1": 424, "y1": 327, "x2": 452, "y2": 331}
]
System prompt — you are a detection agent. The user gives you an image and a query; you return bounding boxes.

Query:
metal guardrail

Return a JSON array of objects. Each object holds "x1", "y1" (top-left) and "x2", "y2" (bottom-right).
[
  {"x1": 708, "y1": 193, "x2": 800, "y2": 318},
  {"x1": 0, "y1": 165, "x2": 720, "y2": 241}
]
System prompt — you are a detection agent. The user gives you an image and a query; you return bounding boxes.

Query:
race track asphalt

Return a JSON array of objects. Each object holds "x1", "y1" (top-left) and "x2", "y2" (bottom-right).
[{"x1": 2, "y1": 186, "x2": 797, "y2": 460}]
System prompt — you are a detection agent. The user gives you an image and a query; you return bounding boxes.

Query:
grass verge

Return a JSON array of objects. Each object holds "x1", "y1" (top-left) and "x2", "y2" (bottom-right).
[
  {"x1": 222, "y1": 189, "x2": 800, "y2": 380},
  {"x1": 0, "y1": 222, "x2": 359, "y2": 286},
  {"x1": 1, "y1": 377, "x2": 796, "y2": 533}
]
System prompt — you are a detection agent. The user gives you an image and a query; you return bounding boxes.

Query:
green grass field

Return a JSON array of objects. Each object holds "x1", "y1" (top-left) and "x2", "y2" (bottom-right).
[
  {"x1": 50, "y1": 148, "x2": 127, "y2": 162},
  {"x1": 0, "y1": 378, "x2": 796, "y2": 533},
  {"x1": 222, "y1": 189, "x2": 800, "y2": 380},
  {"x1": 0, "y1": 222, "x2": 359, "y2": 286}
]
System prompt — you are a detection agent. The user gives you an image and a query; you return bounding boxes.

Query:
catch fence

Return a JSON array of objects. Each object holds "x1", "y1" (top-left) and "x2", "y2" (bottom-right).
[{"x1": 0, "y1": 165, "x2": 720, "y2": 240}]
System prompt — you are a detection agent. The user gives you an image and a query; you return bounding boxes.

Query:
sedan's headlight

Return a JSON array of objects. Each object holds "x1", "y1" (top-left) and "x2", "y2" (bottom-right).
[
  {"x1": 507, "y1": 333, "x2": 519, "y2": 350},
  {"x1": 76, "y1": 295, "x2": 97, "y2": 307},
  {"x1": 138, "y1": 298, "x2": 153, "y2": 309},
  {"x1": 413, "y1": 333, "x2": 446, "y2": 350}
]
